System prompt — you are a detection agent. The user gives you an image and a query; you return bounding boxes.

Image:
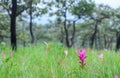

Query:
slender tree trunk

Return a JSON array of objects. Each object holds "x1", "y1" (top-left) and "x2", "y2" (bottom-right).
[
  {"x1": 29, "y1": 0, "x2": 34, "y2": 44},
  {"x1": 97, "y1": 31, "x2": 101, "y2": 49},
  {"x1": 104, "y1": 34, "x2": 107, "y2": 49},
  {"x1": 64, "y1": 18, "x2": 69, "y2": 47},
  {"x1": 90, "y1": 21, "x2": 98, "y2": 48},
  {"x1": 70, "y1": 21, "x2": 76, "y2": 47},
  {"x1": 59, "y1": 27, "x2": 64, "y2": 43},
  {"x1": 10, "y1": 0, "x2": 17, "y2": 50},
  {"x1": 64, "y1": 7, "x2": 70, "y2": 47},
  {"x1": 108, "y1": 37, "x2": 113, "y2": 50},
  {"x1": 95, "y1": 37, "x2": 98, "y2": 49},
  {"x1": 22, "y1": 21, "x2": 26, "y2": 47},
  {"x1": 107, "y1": 37, "x2": 111, "y2": 49},
  {"x1": 116, "y1": 32, "x2": 120, "y2": 51}
]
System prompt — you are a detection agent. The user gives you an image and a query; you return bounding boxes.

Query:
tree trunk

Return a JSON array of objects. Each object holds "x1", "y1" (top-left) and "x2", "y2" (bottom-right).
[
  {"x1": 59, "y1": 27, "x2": 64, "y2": 43},
  {"x1": 64, "y1": 19, "x2": 69, "y2": 47},
  {"x1": 108, "y1": 37, "x2": 113, "y2": 50},
  {"x1": 29, "y1": 0, "x2": 34, "y2": 44},
  {"x1": 95, "y1": 37, "x2": 98, "y2": 49},
  {"x1": 10, "y1": 0, "x2": 17, "y2": 50},
  {"x1": 116, "y1": 32, "x2": 120, "y2": 51},
  {"x1": 104, "y1": 34, "x2": 107, "y2": 49},
  {"x1": 90, "y1": 21, "x2": 98, "y2": 48},
  {"x1": 70, "y1": 21, "x2": 76, "y2": 47},
  {"x1": 64, "y1": 7, "x2": 70, "y2": 48}
]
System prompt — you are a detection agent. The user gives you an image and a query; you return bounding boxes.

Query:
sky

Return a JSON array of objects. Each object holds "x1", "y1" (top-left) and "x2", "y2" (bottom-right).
[
  {"x1": 95, "y1": 0, "x2": 120, "y2": 8},
  {"x1": 35, "y1": 0, "x2": 120, "y2": 24}
]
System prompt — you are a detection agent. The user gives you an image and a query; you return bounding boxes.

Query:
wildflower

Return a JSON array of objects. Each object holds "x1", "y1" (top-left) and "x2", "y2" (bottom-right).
[
  {"x1": 64, "y1": 50, "x2": 68, "y2": 56},
  {"x1": 77, "y1": 48, "x2": 87, "y2": 68},
  {"x1": 98, "y1": 53, "x2": 103, "y2": 59},
  {"x1": 9, "y1": 51, "x2": 13, "y2": 57},
  {"x1": 1, "y1": 52, "x2": 5, "y2": 59},
  {"x1": 114, "y1": 75, "x2": 119, "y2": 78},
  {"x1": 91, "y1": 49, "x2": 94, "y2": 53},
  {"x1": 118, "y1": 49, "x2": 120, "y2": 56},
  {"x1": 76, "y1": 45, "x2": 80, "y2": 54},
  {"x1": 45, "y1": 50, "x2": 48, "y2": 55}
]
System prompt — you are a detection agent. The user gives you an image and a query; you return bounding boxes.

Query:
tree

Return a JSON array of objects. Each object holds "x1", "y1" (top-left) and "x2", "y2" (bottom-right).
[
  {"x1": 50, "y1": 0, "x2": 94, "y2": 48},
  {"x1": 24, "y1": 0, "x2": 48, "y2": 44},
  {"x1": 0, "y1": 0, "x2": 30, "y2": 50},
  {"x1": 10, "y1": 0, "x2": 17, "y2": 50},
  {"x1": 69, "y1": 0, "x2": 95, "y2": 47},
  {"x1": 88, "y1": 5, "x2": 112, "y2": 48},
  {"x1": 29, "y1": 0, "x2": 34, "y2": 44}
]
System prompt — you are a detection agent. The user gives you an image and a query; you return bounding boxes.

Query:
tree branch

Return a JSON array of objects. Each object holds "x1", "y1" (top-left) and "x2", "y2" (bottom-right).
[
  {"x1": 0, "y1": 2, "x2": 11, "y2": 16},
  {"x1": 16, "y1": 6, "x2": 29, "y2": 16}
]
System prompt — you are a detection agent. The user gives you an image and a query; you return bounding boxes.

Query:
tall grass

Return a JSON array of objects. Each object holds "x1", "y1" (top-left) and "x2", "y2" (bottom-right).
[{"x1": 0, "y1": 42, "x2": 120, "y2": 78}]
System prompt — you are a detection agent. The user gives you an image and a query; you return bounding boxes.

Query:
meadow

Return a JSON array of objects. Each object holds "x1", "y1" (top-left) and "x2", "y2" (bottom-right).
[{"x1": 0, "y1": 42, "x2": 120, "y2": 78}]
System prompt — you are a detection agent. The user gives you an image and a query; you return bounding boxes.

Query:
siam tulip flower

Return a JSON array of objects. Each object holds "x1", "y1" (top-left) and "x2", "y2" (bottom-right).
[
  {"x1": 91, "y1": 49, "x2": 94, "y2": 53},
  {"x1": 118, "y1": 49, "x2": 120, "y2": 56},
  {"x1": 1, "y1": 52, "x2": 5, "y2": 59},
  {"x1": 76, "y1": 46, "x2": 80, "y2": 55},
  {"x1": 114, "y1": 75, "x2": 119, "y2": 78},
  {"x1": 45, "y1": 50, "x2": 48, "y2": 55},
  {"x1": 77, "y1": 48, "x2": 87, "y2": 68},
  {"x1": 98, "y1": 53, "x2": 103, "y2": 59},
  {"x1": 64, "y1": 50, "x2": 68, "y2": 56},
  {"x1": 9, "y1": 51, "x2": 13, "y2": 57}
]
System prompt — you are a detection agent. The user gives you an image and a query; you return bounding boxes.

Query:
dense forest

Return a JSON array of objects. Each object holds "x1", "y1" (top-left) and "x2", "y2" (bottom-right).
[{"x1": 0, "y1": 0, "x2": 120, "y2": 51}]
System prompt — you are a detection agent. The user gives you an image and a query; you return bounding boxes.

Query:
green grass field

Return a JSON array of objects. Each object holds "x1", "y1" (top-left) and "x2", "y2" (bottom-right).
[{"x1": 0, "y1": 43, "x2": 120, "y2": 78}]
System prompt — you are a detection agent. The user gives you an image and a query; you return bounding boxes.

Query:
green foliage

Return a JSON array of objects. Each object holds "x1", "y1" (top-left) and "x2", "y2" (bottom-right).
[
  {"x1": 70, "y1": 0, "x2": 95, "y2": 18},
  {"x1": 41, "y1": 8, "x2": 48, "y2": 14},
  {"x1": 0, "y1": 11, "x2": 10, "y2": 42}
]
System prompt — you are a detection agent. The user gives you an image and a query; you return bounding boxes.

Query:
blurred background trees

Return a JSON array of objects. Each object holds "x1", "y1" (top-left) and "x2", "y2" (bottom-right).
[{"x1": 0, "y1": 0, "x2": 120, "y2": 51}]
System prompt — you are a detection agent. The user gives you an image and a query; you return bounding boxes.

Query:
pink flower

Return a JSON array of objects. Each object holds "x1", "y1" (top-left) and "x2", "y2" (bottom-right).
[
  {"x1": 45, "y1": 50, "x2": 48, "y2": 55},
  {"x1": 1, "y1": 52, "x2": 5, "y2": 59},
  {"x1": 118, "y1": 49, "x2": 120, "y2": 56},
  {"x1": 114, "y1": 75, "x2": 119, "y2": 78},
  {"x1": 77, "y1": 48, "x2": 87, "y2": 68},
  {"x1": 76, "y1": 46, "x2": 80, "y2": 54},
  {"x1": 98, "y1": 53, "x2": 103, "y2": 59},
  {"x1": 91, "y1": 49, "x2": 94, "y2": 53},
  {"x1": 64, "y1": 50, "x2": 68, "y2": 56},
  {"x1": 9, "y1": 51, "x2": 13, "y2": 57},
  {"x1": 78, "y1": 49, "x2": 86, "y2": 61}
]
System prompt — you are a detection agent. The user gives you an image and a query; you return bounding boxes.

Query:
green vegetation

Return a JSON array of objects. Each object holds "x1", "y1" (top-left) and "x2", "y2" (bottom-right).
[
  {"x1": 0, "y1": 43, "x2": 119, "y2": 78},
  {"x1": 0, "y1": 0, "x2": 120, "y2": 77}
]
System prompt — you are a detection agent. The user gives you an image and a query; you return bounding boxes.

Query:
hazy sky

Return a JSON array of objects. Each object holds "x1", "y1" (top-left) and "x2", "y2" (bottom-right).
[{"x1": 95, "y1": 0, "x2": 120, "y2": 8}]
